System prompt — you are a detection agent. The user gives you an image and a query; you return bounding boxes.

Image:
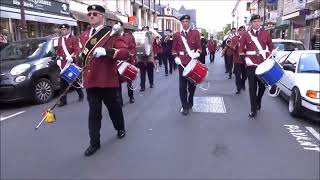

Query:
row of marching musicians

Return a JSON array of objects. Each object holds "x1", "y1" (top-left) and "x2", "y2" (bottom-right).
[
  {"x1": 222, "y1": 14, "x2": 277, "y2": 118},
  {"x1": 54, "y1": 4, "x2": 209, "y2": 157}
]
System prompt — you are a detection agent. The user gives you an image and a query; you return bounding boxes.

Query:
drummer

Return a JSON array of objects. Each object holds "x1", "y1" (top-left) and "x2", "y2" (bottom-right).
[
  {"x1": 172, "y1": 15, "x2": 202, "y2": 116},
  {"x1": 239, "y1": 15, "x2": 274, "y2": 118},
  {"x1": 114, "y1": 21, "x2": 136, "y2": 105},
  {"x1": 56, "y1": 24, "x2": 84, "y2": 107}
]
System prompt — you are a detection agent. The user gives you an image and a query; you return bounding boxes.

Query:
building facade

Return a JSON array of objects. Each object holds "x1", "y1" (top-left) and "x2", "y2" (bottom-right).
[{"x1": 157, "y1": 4, "x2": 181, "y2": 33}]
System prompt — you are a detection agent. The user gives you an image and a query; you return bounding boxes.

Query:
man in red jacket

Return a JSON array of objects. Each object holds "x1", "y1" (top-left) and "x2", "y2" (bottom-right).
[
  {"x1": 239, "y1": 15, "x2": 274, "y2": 118},
  {"x1": 79, "y1": 5, "x2": 130, "y2": 156},
  {"x1": 207, "y1": 36, "x2": 217, "y2": 63},
  {"x1": 225, "y1": 28, "x2": 237, "y2": 79},
  {"x1": 153, "y1": 36, "x2": 163, "y2": 74},
  {"x1": 230, "y1": 26, "x2": 247, "y2": 94},
  {"x1": 172, "y1": 15, "x2": 202, "y2": 115},
  {"x1": 56, "y1": 24, "x2": 84, "y2": 107}
]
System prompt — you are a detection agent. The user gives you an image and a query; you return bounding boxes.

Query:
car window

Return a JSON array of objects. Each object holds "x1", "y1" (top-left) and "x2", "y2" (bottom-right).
[
  {"x1": 44, "y1": 39, "x2": 57, "y2": 57},
  {"x1": 298, "y1": 53, "x2": 320, "y2": 73},
  {"x1": 273, "y1": 42, "x2": 305, "y2": 51},
  {"x1": 283, "y1": 51, "x2": 300, "y2": 66}
]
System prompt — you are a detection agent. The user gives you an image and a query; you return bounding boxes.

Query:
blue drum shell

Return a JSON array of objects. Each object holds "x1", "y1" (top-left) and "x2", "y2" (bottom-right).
[
  {"x1": 61, "y1": 64, "x2": 81, "y2": 83},
  {"x1": 260, "y1": 62, "x2": 284, "y2": 86}
]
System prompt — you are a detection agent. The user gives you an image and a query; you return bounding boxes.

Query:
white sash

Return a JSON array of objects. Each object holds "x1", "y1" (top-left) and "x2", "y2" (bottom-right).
[
  {"x1": 248, "y1": 31, "x2": 269, "y2": 59},
  {"x1": 61, "y1": 36, "x2": 72, "y2": 60},
  {"x1": 180, "y1": 34, "x2": 195, "y2": 60}
]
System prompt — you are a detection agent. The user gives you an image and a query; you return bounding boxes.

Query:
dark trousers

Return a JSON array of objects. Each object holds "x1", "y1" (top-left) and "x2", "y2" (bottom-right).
[
  {"x1": 59, "y1": 78, "x2": 84, "y2": 103},
  {"x1": 210, "y1": 52, "x2": 215, "y2": 63},
  {"x1": 234, "y1": 63, "x2": 247, "y2": 91},
  {"x1": 199, "y1": 54, "x2": 206, "y2": 64},
  {"x1": 158, "y1": 53, "x2": 163, "y2": 67},
  {"x1": 86, "y1": 88, "x2": 125, "y2": 147},
  {"x1": 138, "y1": 62, "x2": 154, "y2": 88},
  {"x1": 118, "y1": 83, "x2": 134, "y2": 104},
  {"x1": 246, "y1": 66, "x2": 266, "y2": 112},
  {"x1": 225, "y1": 55, "x2": 234, "y2": 77},
  {"x1": 179, "y1": 66, "x2": 196, "y2": 109},
  {"x1": 162, "y1": 53, "x2": 173, "y2": 74}
]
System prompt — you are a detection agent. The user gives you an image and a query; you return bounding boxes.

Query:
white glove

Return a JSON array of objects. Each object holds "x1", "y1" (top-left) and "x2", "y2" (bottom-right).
[
  {"x1": 245, "y1": 58, "x2": 255, "y2": 66},
  {"x1": 191, "y1": 52, "x2": 200, "y2": 59},
  {"x1": 272, "y1": 50, "x2": 277, "y2": 58},
  {"x1": 93, "y1": 47, "x2": 106, "y2": 58},
  {"x1": 66, "y1": 56, "x2": 73, "y2": 63},
  {"x1": 174, "y1": 57, "x2": 182, "y2": 65}
]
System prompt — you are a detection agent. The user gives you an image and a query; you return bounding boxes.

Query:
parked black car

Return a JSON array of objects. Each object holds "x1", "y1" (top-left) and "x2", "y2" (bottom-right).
[{"x1": 0, "y1": 37, "x2": 61, "y2": 104}]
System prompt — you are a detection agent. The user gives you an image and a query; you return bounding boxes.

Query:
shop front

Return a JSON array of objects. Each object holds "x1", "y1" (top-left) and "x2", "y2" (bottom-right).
[{"x1": 0, "y1": 0, "x2": 77, "y2": 41}]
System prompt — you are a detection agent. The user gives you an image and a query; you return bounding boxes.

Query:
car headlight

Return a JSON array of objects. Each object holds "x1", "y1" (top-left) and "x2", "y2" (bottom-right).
[
  {"x1": 10, "y1": 64, "x2": 31, "y2": 76},
  {"x1": 306, "y1": 90, "x2": 320, "y2": 99}
]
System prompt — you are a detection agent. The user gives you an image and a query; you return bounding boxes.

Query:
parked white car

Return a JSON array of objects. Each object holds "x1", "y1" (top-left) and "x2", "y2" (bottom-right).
[
  {"x1": 277, "y1": 50, "x2": 320, "y2": 120},
  {"x1": 272, "y1": 39, "x2": 305, "y2": 63}
]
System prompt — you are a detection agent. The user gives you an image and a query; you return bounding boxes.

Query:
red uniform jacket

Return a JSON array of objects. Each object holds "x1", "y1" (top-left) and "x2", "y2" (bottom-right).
[
  {"x1": 56, "y1": 35, "x2": 80, "y2": 69},
  {"x1": 208, "y1": 40, "x2": 217, "y2": 53},
  {"x1": 226, "y1": 38, "x2": 235, "y2": 56},
  {"x1": 118, "y1": 32, "x2": 136, "y2": 65},
  {"x1": 239, "y1": 29, "x2": 273, "y2": 65},
  {"x1": 230, "y1": 35, "x2": 243, "y2": 64},
  {"x1": 79, "y1": 28, "x2": 130, "y2": 88},
  {"x1": 153, "y1": 39, "x2": 163, "y2": 55},
  {"x1": 172, "y1": 30, "x2": 202, "y2": 65}
]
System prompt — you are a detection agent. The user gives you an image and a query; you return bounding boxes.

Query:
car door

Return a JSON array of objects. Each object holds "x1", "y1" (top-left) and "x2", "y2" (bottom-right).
[{"x1": 280, "y1": 51, "x2": 300, "y2": 95}]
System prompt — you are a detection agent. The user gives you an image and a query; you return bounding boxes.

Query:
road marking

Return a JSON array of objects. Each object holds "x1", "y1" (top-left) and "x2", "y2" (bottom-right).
[
  {"x1": 192, "y1": 97, "x2": 226, "y2": 113},
  {"x1": 305, "y1": 127, "x2": 320, "y2": 141},
  {"x1": 0, "y1": 111, "x2": 26, "y2": 121},
  {"x1": 284, "y1": 124, "x2": 320, "y2": 152}
]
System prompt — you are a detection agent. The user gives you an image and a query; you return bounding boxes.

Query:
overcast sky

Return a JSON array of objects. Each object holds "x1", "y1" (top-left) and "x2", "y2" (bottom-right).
[{"x1": 161, "y1": 0, "x2": 237, "y2": 32}]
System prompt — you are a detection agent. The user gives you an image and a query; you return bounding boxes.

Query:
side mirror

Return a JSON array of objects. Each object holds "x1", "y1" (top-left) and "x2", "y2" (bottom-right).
[{"x1": 283, "y1": 64, "x2": 295, "y2": 72}]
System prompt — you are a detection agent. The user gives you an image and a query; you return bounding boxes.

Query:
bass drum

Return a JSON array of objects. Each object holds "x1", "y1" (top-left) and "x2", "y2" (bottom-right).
[{"x1": 133, "y1": 31, "x2": 152, "y2": 57}]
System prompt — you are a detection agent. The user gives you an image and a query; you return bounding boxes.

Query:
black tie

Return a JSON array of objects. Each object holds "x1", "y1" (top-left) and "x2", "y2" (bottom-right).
[
  {"x1": 91, "y1": 28, "x2": 96, "y2": 36},
  {"x1": 256, "y1": 30, "x2": 259, "y2": 37},
  {"x1": 185, "y1": 31, "x2": 188, "y2": 36}
]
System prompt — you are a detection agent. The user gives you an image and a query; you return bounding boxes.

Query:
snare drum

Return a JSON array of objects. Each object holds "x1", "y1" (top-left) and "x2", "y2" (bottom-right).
[
  {"x1": 60, "y1": 63, "x2": 81, "y2": 83},
  {"x1": 117, "y1": 61, "x2": 139, "y2": 82},
  {"x1": 255, "y1": 58, "x2": 284, "y2": 86},
  {"x1": 183, "y1": 60, "x2": 208, "y2": 84}
]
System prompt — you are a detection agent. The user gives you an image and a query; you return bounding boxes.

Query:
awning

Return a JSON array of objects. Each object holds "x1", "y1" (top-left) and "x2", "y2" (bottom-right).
[
  {"x1": 282, "y1": 11, "x2": 300, "y2": 20},
  {"x1": 70, "y1": 10, "x2": 89, "y2": 23},
  {"x1": 0, "y1": 6, "x2": 77, "y2": 26},
  {"x1": 105, "y1": 10, "x2": 122, "y2": 22},
  {"x1": 123, "y1": 23, "x2": 137, "y2": 30}
]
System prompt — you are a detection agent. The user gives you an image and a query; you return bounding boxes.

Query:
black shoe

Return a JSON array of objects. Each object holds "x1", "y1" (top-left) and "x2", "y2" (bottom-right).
[
  {"x1": 79, "y1": 96, "x2": 84, "y2": 102},
  {"x1": 140, "y1": 87, "x2": 145, "y2": 91},
  {"x1": 228, "y1": 75, "x2": 232, "y2": 79},
  {"x1": 117, "y1": 130, "x2": 126, "y2": 139},
  {"x1": 225, "y1": 71, "x2": 228, "y2": 73},
  {"x1": 249, "y1": 111, "x2": 257, "y2": 118},
  {"x1": 257, "y1": 104, "x2": 261, "y2": 110},
  {"x1": 84, "y1": 145, "x2": 100, "y2": 156},
  {"x1": 129, "y1": 98, "x2": 135, "y2": 103},
  {"x1": 242, "y1": 85, "x2": 246, "y2": 91},
  {"x1": 58, "y1": 102, "x2": 67, "y2": 107},
  {"x1": 181, "y1": 108, "x2": 189, "y2": 116},
  {"x1": 235, "y1": 90, "x2": 241, "y2": 94},
  {"x1": 165, "y1": 74, "x2": 168, "y2": 76},
  {"x1": 150, "y1": 84, "x2": 154, "y2": 88}
]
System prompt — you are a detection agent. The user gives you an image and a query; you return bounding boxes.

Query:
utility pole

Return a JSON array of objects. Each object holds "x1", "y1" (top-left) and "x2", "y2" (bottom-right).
[
  {"x1": 263, "y1": 0, "x2": 267, "y2": 27},
  {"x1": 19, "y1": 0, "x2": 28, "y2": 40}
]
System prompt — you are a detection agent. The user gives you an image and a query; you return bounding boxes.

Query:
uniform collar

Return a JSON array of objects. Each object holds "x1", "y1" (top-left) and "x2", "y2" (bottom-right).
[
  {"x1": 252, "y1": 27, "x2": 261, "y2": 34},
  {"x1": 182, "y1": 28, "x2": 190, "y2": 34},
  {"x1": 90, "y1": 24, "x2": 104, "y2": 35},
  {"x1": 63, "y1": 33, "x2": 71, "y2": 39}
]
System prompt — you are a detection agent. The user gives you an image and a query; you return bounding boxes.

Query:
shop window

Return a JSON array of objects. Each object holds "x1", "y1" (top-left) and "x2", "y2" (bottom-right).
[
  {"x1": 27, "y1": 21, "x2": 37, "y2": 38},
  {"x1": 0, "y1": 18, "x2": 11, "y2": 43}
]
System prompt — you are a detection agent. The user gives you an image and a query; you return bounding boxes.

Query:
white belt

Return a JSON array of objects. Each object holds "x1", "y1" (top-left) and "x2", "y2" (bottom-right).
[{"x1": 246, "y1": 50, "x2": 270, "y2": 56}]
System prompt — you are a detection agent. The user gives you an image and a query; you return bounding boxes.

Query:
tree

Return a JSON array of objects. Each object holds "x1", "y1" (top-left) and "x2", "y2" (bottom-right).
[
  {"x1": 201, "y1": 29, "x2": 209, "y2": 39},
  {"x1": 223, "y1": 24, "x2": 231, "y2": 36}
]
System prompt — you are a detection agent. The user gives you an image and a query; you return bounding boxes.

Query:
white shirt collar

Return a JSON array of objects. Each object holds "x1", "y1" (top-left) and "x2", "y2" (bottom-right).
[
  {"x1": 64, "y1": 33, "x2": 71, "y2": 39},
  {"x1": 182, "y1": 28, "x2": 190, "y2": 34},
  {"x1": 252, "y1": 27, "x2": 261, "y2": 33},
  {"x1": 90, "y1": 24, "x2": 104, "y2": 36}
]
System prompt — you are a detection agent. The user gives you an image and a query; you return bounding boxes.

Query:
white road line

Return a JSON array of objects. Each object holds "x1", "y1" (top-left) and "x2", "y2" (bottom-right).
[
  {"x1": 0, "y1": 111, "x2": 26, "y2": 122},
  {"x1": 305, "y1": 127, "x2": 320, "y2": 141}
]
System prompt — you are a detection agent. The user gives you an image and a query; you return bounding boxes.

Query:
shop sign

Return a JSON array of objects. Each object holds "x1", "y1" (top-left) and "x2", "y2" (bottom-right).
[{"x1": 0, "y1": 0, "x2": 70, "y2": 15}]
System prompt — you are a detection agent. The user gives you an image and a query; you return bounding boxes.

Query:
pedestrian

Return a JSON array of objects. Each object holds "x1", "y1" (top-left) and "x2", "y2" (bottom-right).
[
  {"x1": 56, "y1": 24, "x2": 84, "y2": 107},
  {"x1": 136, "y1": 26, "x2": 155, "y2": 91},
  {"x1": 239, "y1": 14, "x2": 274, "y2": 118},
  {"x1": 78, "y1": 5, "x2": 130, "y2": 156},
  {"x1": 172, "y1": 15, "x2": 202, "y2": 116},
  {"x1": 199, "y1": 33, "x2": 208, "y2": 64},
  {"x1": 225, "y1": 28, "x2": 237, "y2": 79},
  {"x1": 153, "y1": 36, "x2": 163, "y2": 73},
  {"x1": 230, "y1": 26, "x2": 247, "y2": 94},
  {"x1": 114, "y1": 21, "x2": 136, "y2": 106},
  {"x1": 161, "y1": 29, "x2": 174, "y2": 75},
  {"x1": 207, "y1": 36, "x2": 217, "y2": 63},
  {"x1": 310, "y1": 28, "x2": 320, "y2": 50}
]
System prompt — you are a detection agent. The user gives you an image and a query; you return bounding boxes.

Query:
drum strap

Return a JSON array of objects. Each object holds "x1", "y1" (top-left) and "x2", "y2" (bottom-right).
[
  {"x1": 61, "y1": 36, "x2": 72, "y2": 60},
  {"x1": 248, "y1": 31, "x2": 269, "y2": 59},
  {"x1": 80, "y1": 26, "x2": 111, "y2": 65},
  {"x1": 180, "y1": 34, "x2": 194, "y2": 60}
]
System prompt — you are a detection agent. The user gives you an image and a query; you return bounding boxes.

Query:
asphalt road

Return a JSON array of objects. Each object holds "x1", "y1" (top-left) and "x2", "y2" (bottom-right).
[{"x1": 1, "y1": 53, "x2": 319, "y2": 179}]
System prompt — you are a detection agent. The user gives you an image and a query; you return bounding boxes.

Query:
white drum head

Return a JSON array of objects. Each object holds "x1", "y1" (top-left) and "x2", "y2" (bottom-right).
[
  {"x1": 183, "y1": 60, "x2": 196, "y2": 76},
  {"x1": 255, "y1": 59, "x2": 275, "y2": 75},
  {"x1": 118, "y1": 62, "x2": 129, "y2": 75}
]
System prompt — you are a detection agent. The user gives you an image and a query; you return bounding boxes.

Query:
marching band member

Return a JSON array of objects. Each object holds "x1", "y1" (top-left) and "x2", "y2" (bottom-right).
[
  {"x1": 56, "y1": 24, "x2": 84, "y2": 107},
  {"x1": 225, "y1": 28, "x2": 237, "y2": 79},
  {"x1": 239, "y1": 15, "x2": 274, "y2": 118},
  {"x1": 161, "y1": 29, "x2": 174, "y2": 75},
  {"x1": 172, "y1": 15, "x2": 202, "y2": 116},
  {"x1": 79, "y1": 5, "x2": 130, "y2": 156},
  {"x1": 199, "y1": 33, "x2": 208, "y2": 64},
  {"x1": 207, "y1": 36, "x2": 217, "y2": 63},
  {"x1": 153, "y1": 36, "x2": 163, "y2": 73},
  {"x1": 137, "y1": 26, "x2": 155, "y2": 91},
  {"x1": 230, "y1": 26, "x2": 247, "y2": 94},
  {"x1": 115, "y1": 21, "x2": 136, "y2": 105}
]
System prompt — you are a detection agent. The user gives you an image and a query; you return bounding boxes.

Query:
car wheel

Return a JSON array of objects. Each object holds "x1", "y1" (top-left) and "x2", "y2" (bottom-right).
[
  {"x1": 289, "y1": 87, "x2": 302, "y2": 117},
  {"x1": 33, "y1": 78, "x2": 54, "y2": 104}
]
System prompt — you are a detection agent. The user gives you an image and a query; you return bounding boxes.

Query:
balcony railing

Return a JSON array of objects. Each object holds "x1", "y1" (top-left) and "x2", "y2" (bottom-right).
[{"x1": 143, "y1": 0, "x2": 149, "y2": 8}]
